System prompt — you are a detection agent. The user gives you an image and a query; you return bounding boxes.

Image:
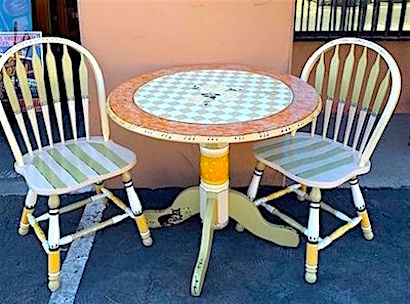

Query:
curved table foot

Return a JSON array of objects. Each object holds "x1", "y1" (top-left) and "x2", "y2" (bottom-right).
[
  {"x1": 191, "y1": 196, "x2": 216, "y2": 296},
  {"x1": 228, "y1": 190, "x2": 300, "y2": 248},
  {"x1": 145, "y1": 187, "x2": 200, "y2": 228}
]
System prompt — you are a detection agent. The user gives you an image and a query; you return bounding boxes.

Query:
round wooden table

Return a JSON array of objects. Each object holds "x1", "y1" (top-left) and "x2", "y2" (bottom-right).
[{"x1": 107, "y1": 65, "x2": 321, "y2": 296}]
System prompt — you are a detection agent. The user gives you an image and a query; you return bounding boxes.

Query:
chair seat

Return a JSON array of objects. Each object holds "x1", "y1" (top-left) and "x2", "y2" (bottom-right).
[
  {"x1": 15, "y1": 137, "x2": 136, "y2": 195},
  {"x1": 253, "y1": 133, "x2": 371, "y2": 189}
]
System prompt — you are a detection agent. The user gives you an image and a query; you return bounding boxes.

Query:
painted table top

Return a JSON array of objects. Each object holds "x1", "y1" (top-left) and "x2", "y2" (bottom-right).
[
  {"x1": 108, "y1": 65, "x2": 321, "y2": 144},
  {"x1": 133, "y1": 69, "x2": 293, "y2": 124}
]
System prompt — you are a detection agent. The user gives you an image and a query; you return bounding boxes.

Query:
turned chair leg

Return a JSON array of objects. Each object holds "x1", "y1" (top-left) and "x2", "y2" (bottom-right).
[
  {"x1": 122, "y1": 172, "x2": 153, "y2": 247},
  {"x1": 298, "y1": 184, "x2": 307, "y2": 201},
  {"x1": 95, "y1": 181, "x2": 104, "y2": 195},
  {"x1": 95, "y1": 181, "x2": 108, "y2": 204},
  {"x1": 350, "y1": 178, "x2": 374, "y2": 240},
  {"x1": 18, "y1": 190, "x2": 38, "y2": 236},
  {"x1": 247, "y1": 161, "x2": 265, "y2": 201},
  {"x1": 305, "y1": 187, "x2": 321, "y2": 284},
  {"x1": 48, "y1": 196, "x2": 61, "y2": 292}
]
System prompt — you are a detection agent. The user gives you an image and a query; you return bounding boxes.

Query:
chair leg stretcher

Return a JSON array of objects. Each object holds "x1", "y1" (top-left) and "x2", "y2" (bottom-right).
[
  {"x1": 59, "y1": 213, "x2": 130, "y2": 246},
  {"x1": 255, "y1": 184, "x2": 366, "y2": 251},
  {"x1": 318, "y1": 216, "x2": 362, "y2": 250},
  {"x1": 26, "y1": 186, "x2": 151, "y2": 250},
  {"x1": 35, "y1": 193, "x2": 108, "y2": 222},
  {"x1": 253, "y1": 184, "x2": 301, "y2": 206},
  {"x1": 27, "y1": 214, "x2": 49, "y2": 253}
]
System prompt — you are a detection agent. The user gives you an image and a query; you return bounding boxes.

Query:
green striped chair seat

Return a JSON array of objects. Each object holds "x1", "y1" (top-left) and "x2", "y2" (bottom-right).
[
  {"x1": 253, "y1": 133, "x2": 371, "y2": 189},
  {"x1": 15, "y1": 137, "x2": 136, "y2": 196}
]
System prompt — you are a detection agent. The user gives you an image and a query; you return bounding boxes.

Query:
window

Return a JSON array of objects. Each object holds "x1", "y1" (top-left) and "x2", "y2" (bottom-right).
[{"x1": 294, "y1": 0, "x2": 410, "y2": 40}]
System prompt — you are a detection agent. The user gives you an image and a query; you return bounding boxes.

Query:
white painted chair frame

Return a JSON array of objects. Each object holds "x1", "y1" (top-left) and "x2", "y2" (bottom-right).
[
  {"x1": 245, "y1": 38, "x2": 401, "y2": 284},
  {"x1": 0, "y1": 37, "x2": 152, "y2": 291}
]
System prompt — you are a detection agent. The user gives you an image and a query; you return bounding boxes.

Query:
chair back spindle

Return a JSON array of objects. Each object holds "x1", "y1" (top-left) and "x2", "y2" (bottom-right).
[
  {"x1": 310, "y1": 52, "x2": 325, "y2": 137},
  {"x1": 15, "y1": 53, "x2": 43, "y2": 151},
  {"x1": 300, "y1": 38, "x2": 401, "y2": 167},
  {"x1": 342, "y1": 47, "x2": 368, "y2": 146},
  {"x1": 2, "y1": 67, "x2": 33, "y2": 156},
  {"x1": 322, "y1": 45, "x2": 340, "y2": 139},
  {"x1": 46, "y1": 43, "x2": 65, "y2": 143},
  {"x1": 62, "y1": 44, "x2": 77, "y2": 141},
  {"x1": 0, "y1": 37, "x2": 108, "y2": 167},
  {"x1": 32, "y1": 45, "x2": 54, "y2": 147},
  {"x1": 358, "y1": 68, "x2": 390, "y2": 155},
  {"x1": 333, "y1": 44, "x2": 354, "y2": 142},
  {"x1": 79, "y1": 53, "x2": 90, "y2": 140},
  {"x1": 352, "y1": 54, "x2": 380, "y2": 151}
]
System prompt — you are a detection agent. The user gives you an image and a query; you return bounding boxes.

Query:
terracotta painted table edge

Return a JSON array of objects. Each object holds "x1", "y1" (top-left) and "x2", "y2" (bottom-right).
[{"x1": 107, "y1": 64, "x2": 322, "y2": 144}]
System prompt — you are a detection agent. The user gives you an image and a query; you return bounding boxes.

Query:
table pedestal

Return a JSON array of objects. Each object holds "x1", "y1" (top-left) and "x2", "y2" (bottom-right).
[{"x1": 145, "y1": 144, "x2": 299, "y2": 296}]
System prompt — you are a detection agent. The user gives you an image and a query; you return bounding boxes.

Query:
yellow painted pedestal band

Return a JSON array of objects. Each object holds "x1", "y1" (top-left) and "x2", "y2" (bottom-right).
[
  {"x1": 358, "y1": 210, "x2": 371, "y2": 229},
  {"x1": 200, "y1": 145, "x2": 229, "y2": 185},
  {"x1": 306, "y1": 242, "x2": 318, "y2": 266}
]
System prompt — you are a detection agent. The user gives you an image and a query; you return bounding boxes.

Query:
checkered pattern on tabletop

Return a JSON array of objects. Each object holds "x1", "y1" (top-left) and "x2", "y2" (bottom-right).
[{"x1": 133, "y1": 69, "x2": 293, "y2": 124}]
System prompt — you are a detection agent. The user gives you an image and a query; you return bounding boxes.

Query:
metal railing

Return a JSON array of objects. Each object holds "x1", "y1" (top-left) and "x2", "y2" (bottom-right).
[{"x1": 294, "y1": 0, "x2": 410, "y2": 40}]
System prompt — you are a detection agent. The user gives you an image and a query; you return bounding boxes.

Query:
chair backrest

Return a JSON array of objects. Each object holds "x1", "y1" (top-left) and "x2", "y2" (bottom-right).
[
  {"x1": 0, "y1": 37, "x2": 109, "y2": 167},
  {"x1": 301, "y1": 37, "x2": 401, "y2": 167}
]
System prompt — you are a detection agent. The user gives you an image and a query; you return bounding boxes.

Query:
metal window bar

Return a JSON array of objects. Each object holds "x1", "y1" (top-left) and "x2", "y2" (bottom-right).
[
  {"x1": 340, "y1": 0, "x2": 348, "y2": 31},
  {"x1": 315, "y1": 0, "x2": 320, "y2": 30},
  {"x1": 320, "y1": 0, "x2": 326, "y2": 30},
  {"x1": 300, "y1": 0, "x2": 306, "y2": 31},
  {"x1": 307, "y1": 0, "x2": 312, "y2": 31},
  {"x1": 371, "y1": 0, "x2": 381, "y2": 31},
  {"x1": 329, "y1": 0, "x2": 335, "y2": 31},
  {"x1": 294, "y1": 0, "x2": 410, "y2": 41},
  {"x1": 385, "y1": 0, "x2": 394, "y2": 34},
  {"x1": 399, "y1": 0, "x2": 408, "y2": 32},
  {"x1": 350, "y1": 2, "x2": 357, "y2": 31}
]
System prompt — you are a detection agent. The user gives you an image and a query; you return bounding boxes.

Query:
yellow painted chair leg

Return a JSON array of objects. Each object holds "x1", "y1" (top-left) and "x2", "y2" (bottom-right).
[
  {"x1": 19, "y1": 207, "x2": 33, "y2": 236},
  {"x1": 298, "y1": 184, "x2": 307, "y2": 201},
  {"x1": 305, "y1": 188, "x2": 321, "y2": 284},
  {"x1": 358, "y1": 209, "x2": 374, "y2": 241},
  {"x1": 18, "y1": 190, "x2": 37, "y2": 236},
  {"x1": 350, "y1": 178, "x2": 374, "y2": 240},
  {"x1": 48, "y1": 250, "x2": 61, "y2": 292},
  {"x1": 305, "y1": 242, "x2": 318, "y2": 284},
  {"x1": 95, "y1": 181, "x2": 104, "y2": 194},
  {"x1": 136, "y1": 213, "x2": 152, "y2": 246},
  {"x1": 122, "y1": 172, "x2": 153, "y2": 247},
  {"x1": 48, "y1": 196, "x2": 61, "y2": 291}
]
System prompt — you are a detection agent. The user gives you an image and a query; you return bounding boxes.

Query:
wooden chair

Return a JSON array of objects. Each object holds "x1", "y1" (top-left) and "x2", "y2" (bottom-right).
[
  {"x1": 245, "y1": 38, "x2": 401, "y2": 283},
  {"x1": 0, "y1": 37, "x2": 153, "y2": 291}
]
